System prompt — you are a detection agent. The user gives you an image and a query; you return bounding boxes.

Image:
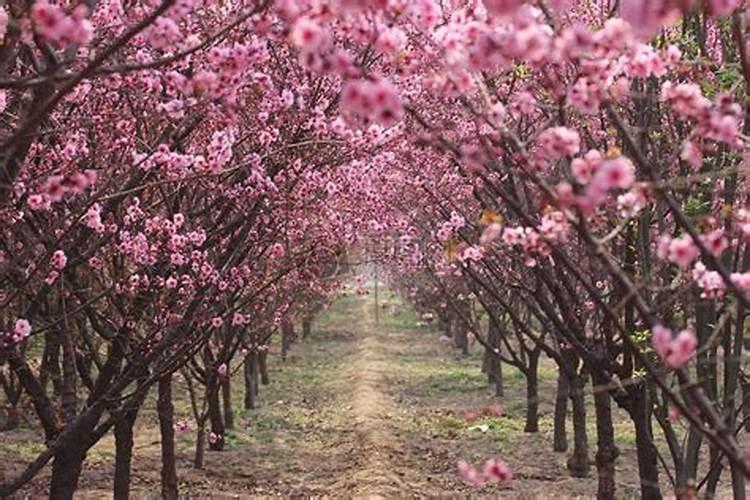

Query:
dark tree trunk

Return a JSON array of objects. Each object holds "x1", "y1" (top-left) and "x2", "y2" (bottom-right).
[
  {"x1": 494, "y1": 352, "x2": 504, "y2": 398},
  {"x1": 591, "y1": 371, "x2": 618, "y2": 500},
  {"x1": 302, "y1": 317, "x2": 312, "y2": 339},
  {"x1": 208, "y1": 378, "x2": 225, "y2": 452},
  {"x1": 630, "y1": 385, "x2": 662, "y2": 500},
  {"x1": 40, "y1": 330, "x2": 62, "y2": 395},
  {"x1": 524, "y1": 350, "x2": 540, "y2": 433},
  {"x1": 486, "y1": 316, "x2": 504, "y2": 397},
  {"x1": 553, "y1": 369, "x2": 569, "y2": 452},
  {"x1": 244, "y1": 354, "x2": 256, "y2": 410},
  {"x1": 50, "y1": 441, "x2": 87, "y2": 500},
  {"x1": 222, "y1": 377, "x2": 234, "y2": 429},
  {"x1": 158, "y1": 376, "x2": 178, "y2": 500},
  {"x1": 113, "y1": 406, "x2": 139, "y2": 500},
  {"x1": 567, "y1": 374, "x2": 589, "y2": 477},
  {"x1": 681, "y1": 425, "x2": 702, "y2": 495},
  {"x1": 453, "y1": 320, "x2": 469, "y2": 355},
  {"x1": 259, "y1": 351, "x2": 269, "y2": 385},
  {"x1": 194, "y1": 425, "x2": 206, "y2": 469},
  {"x1": 281, "y1": 320, "x2": 294, "y2": 361},
  {"x1": 743, "y1": 377, "x2": 750, "y2": 432},
  {"x1": 704, "y1": 445, "x2": 722, "y2": 499},
  {"x1": 60, "y1": 328, "x2": 78, "y2": 423}
]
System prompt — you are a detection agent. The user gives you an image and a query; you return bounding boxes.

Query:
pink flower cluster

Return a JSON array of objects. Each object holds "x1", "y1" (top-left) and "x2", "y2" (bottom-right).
[
  {"x1": 0, "y1": 8, "x2": 8, "y2": 40},
  {"x1": 651, "y1": 325, "x2": 697, "y2": 369},
  {"x1": 692, "y1": 262, "x2": 726, "y2": 300},
  {"x1": 341, "y1": 78, "x2": 404, "y2": 128},
  {"x1": 570, "y1": 150, "x2": 637, "y2": 214},
  {"x1": 31, "y1": 1, "x2": 93, "y2": 47},
  {"x1": 620, "y1": 0, "x2": 740, "y2": 39},
  {"x1": 29, "y1": 169, "x2": 97, "y2": 209},
  {"x1": 536, "y1": 127, "x2": 581, "y2": 161},
  {"x1": 458, "y1": 457, "x2": 513, "y2": 488},
  {"x1": 661, "y1": 82, "x2": 743, "y2": 147},
  {"x1": 0, "y1": 319, "x2": 32, "y2": 348}
]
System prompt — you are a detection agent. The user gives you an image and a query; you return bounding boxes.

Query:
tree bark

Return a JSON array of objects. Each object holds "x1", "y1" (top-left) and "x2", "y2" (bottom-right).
[
  {"x1": 524, "y1": 350, "x2": 540, "y2": 433},
  {"x1": 158, "y1": 376, "x2": 178, "y2": 500},
  {"x1": 259, "y1": 351, "x2": 269, "y2": 385},
  {"x1": 208, "y1": 377, "x2": 225, "y2": 452},
  {"x1": 302, "y1": 316, "x2": 312, "y2": 339},
  {"x1": 222, "y1": 377, "x2": 234, "y2": 429},
  {"x1": 194, "y1": 425, "x2": 206, "y2": 469},
  {"x1": 553, "y1": 369, "x2": 569, "y2": 452},
  {"x1": 113, "y1": 406, "x2": 139, "y2": 500},
  {"x1": 49, "y1": 441, "x2": 87, "y2": 500},
  {"x1": 630, "y1": 384, "x2": 662, "y2": 500},
  {"x1": 244, "y1": 354, "x2": 256, "y2": 410},
  {"x1": 567, "y1": 374, "x2": 589, "y2": 477},
  {"x1": 591, "y1": 371, "x2": 618, "y2": 500}
]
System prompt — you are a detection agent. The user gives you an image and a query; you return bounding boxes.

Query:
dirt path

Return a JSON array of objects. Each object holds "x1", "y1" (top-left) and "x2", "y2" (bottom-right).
[{"x1": 329, "y1": 299, "x2": 430, "y2": 498}]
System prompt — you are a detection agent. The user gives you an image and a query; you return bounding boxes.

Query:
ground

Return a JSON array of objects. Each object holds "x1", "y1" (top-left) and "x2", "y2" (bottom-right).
[{"x1": 0, "y1": 291, "x2": 741, "y2": 498}]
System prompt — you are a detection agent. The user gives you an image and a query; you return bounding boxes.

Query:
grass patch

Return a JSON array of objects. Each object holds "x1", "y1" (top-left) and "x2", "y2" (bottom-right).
[
  {"x1": 415, "y1": 368, "x2": 489, "y2": 396},
  {"x1": 0, "y1": 440, "x2": 45, "y2": 459}
]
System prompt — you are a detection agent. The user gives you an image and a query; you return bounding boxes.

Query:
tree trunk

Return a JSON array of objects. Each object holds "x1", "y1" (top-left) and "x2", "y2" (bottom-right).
[
  {"x1": 704, "y1": 445, "x2": 722, "y2": 499},
  {"x1": 222, "y1": 378, "x2": 234, "y2": 429},
  {"x1": 494, "y1": 352, "x2": 504, "y2": 398},
  {"x1": 630, "y1": 384, "x2": 662, "y2": 500},
  {"x1": 591, "y1": 371, "x2": 618, "y2": 500},
  {"x1": 60, "y1": 328, "x2": 78, "y2": 423},
  {"x1": 681, "y1": 425, "x2": 702, "y2": 495},
  {"x1": 194, "y1": 425, "x2": 206, "y2": 469},
  {"x1": 50, "y1": 441, "x2": 87, "y2": 500},
  {"x1": 208, "y1": 378, "x2": 225, "y2": 452},
  {"x1": 567, "y1": 374, "x2": 589, "y2": 477},
  {"x1": 302, "y1": 316, "x2": 312, "y2": 339},
  {"x1": 113, "y1": 407, "x2": 139, "y2": 500},
  {"x1": 524, "y1": 350, "x2": 540, "y2": 433},
  {"x1": 158, "y1": 376, "x2": 178, "y2": 500},
  {"x1": 743, "y1": 377, "x2": 750, "y2": 432},
  {"x1": 554, "y1": 369, "x2": 569, "y2": 452},
  {"x1": 259, "y1": 351, "x2": 269, "y2": 385},
  {"x1": 452, "y1": 321, "x2": 468, "y2": 354},
  {"x1": 244, "y1": 354, "x2": 256, "y2": 410}
]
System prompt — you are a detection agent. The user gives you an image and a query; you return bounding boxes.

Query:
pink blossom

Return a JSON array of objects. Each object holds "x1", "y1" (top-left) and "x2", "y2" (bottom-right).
[
  {"x1": 44, "y1": 270, "x2": 59, "y2": 285},
  {"x1": 537, "y1": 127, "x2": 581, "y2": 160},
  {"x1": 51, "y1": 250, "x2": 67, "y2": 270},
  {"x1": 14, "y1": 319, "x2": 31, "y2": 339},
  {"x1": 211, "y1": 317, "x2": 224, "y2": 328},
  {"x1": 480, "y1": 223, "x2": 504, "y2": 246},
  {"x1": 0, "y1": 8, "x2": 8, "y2": 40},
  {"x1": 681, "y1": 141, "x2": 702, "y2": 168},
  {"x1": 701, "y1": 229, "x2": 727, "y2": 256},
  {"x1": 483, "y1": 0, "x2": 525, "y2": 17},
  {"x1": 217, "y1": 363, "x2": 228, "y2": 378},
  {"x1": 232, "y1": 312, "x2": 246, "y2": 326},
  {"x1": 666, "y1": 235, "x2": 700, "y2": 269},
  {"x1": 290, "y1": 17, "x2": 329, "y2": 54},
  {"x1": 43, "y1": 176, "x2": 67, "y2": 202},
  {"x1": 27, "y1": 194, "x2": 50, "y2": 211},
  {"x1": 483, "y1": 458, "x2": 513, "y2": 484},
  {"x1": 376, "y1": 27, "x2": 407, "y2": 54},
  {"x1": 341, "y1": 78, "x2": 403, "y2": 128},
  {"x1": 591, "y1": 157, "x2": 636, "y2": 192},
  {"x1": 651, "y1": 325, "x2": 697, "y2": 369},
  {"x1": 457, "y1": 460, "x2": 485, "y2": 487},
  {"x1": 708, "y1": 0, "x2": 741, "y2": 16}
]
